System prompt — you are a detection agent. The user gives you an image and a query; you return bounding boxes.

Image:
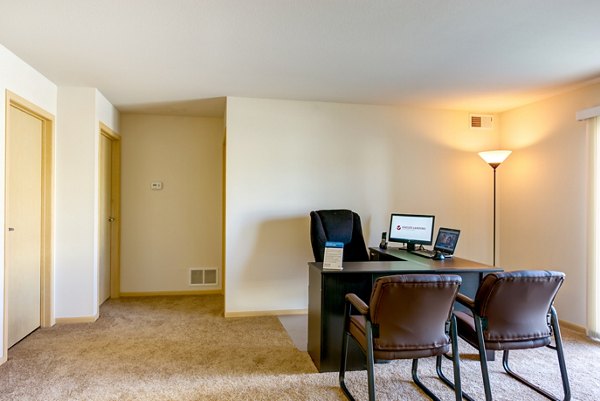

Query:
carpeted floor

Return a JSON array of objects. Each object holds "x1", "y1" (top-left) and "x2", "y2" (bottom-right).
[{"x1": 0, "y1": 295, "x2": 598, "y2": 400}]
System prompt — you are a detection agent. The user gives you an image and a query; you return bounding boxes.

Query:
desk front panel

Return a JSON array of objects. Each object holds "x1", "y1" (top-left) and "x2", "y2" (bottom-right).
[{"x1": 321, "y1": 272, "x2": 372, "y2": 372}]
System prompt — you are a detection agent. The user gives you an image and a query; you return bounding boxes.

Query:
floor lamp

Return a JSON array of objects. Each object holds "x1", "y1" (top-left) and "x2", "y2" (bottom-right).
[{"x1": 478, "y1": 150, "x2": 512, "y2": 266}]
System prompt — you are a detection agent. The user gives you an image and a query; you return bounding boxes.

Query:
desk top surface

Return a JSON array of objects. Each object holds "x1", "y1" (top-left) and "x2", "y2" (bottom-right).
[{"x1": 308, "y1": 247, "x2": 500, "y2": 274}]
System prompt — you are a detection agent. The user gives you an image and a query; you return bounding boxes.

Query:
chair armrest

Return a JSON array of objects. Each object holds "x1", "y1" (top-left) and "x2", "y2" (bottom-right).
[
  {"x1": 456, "y1": 293, "x2": 475, "y2": 310},
  {"x1": 345, "y1": 293, "x2": 369, "y2": 315}
]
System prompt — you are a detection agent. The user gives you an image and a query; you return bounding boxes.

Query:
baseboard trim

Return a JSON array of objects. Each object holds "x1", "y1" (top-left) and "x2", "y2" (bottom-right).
[
  {"x1": 119, "y1": 289, "x2": 223, "y2": 297},
  {"x1": 559, "y1": 319, "x2": 586, "y2": 334},
  {"x1": 55, "y1": 315, "x2": 98, "y2": 324},
  {"x1": 225, "y1": 308, "x2": 308, "y2": 318}
]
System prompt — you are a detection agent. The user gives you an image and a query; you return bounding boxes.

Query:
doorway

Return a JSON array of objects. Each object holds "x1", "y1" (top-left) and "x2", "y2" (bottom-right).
[
  {"x1": 98, "y1": 123, "x2": 121, "y2": 303},
  {"x1": 4, "y1": 91, "x2": 54, "y2": 354}
]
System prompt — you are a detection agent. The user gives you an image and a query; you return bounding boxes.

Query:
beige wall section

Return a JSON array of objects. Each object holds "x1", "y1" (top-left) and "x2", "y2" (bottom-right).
[
  {"x1": 225, "y1": 97, "x2": 499, "y2": 315},
  {"x1": 120, "y1": 114, "x2": 224, "y2": 292},
  {"x1": 499, "y1": 81, "x2": 600, "y2": 326}
]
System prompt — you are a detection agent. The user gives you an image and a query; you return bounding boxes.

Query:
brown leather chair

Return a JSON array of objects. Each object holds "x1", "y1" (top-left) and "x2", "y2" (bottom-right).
[
  {"x1": 339, "y1": 274, "x2": 463, "y2": 401},
  {"x1": 443, "y1": 270, "x2": 570, "y2": 401}
]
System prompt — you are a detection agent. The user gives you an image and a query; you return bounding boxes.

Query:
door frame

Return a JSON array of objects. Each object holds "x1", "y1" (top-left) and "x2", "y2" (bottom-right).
[
  {"x1": 222, "y1": 133, "x2": 227, "y2": 305},
  {"x1": 98, "y1": 123, "x2": 121, "y2": 299},
  {"x1": 3, "y1": 90, "x2": 54, "y2": 362}
]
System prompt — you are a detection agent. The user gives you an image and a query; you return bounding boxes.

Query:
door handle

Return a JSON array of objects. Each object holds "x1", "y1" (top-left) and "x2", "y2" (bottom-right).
[
  {"x1": 8, "y1": 227, "x2": 15, "y2": 231},
  {"x1": 108, "y1": 217, "x2": 115, "y2": 223}
]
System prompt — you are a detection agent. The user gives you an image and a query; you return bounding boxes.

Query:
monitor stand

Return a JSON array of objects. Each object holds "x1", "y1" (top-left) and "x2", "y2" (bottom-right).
[{"x1": 406, "y1": 243, "x2": 416, "y2": 252}]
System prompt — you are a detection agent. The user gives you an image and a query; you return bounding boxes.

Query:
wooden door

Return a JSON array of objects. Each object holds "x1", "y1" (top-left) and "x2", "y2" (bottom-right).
[
  {"x1": 98, "y1": 134, "x2": 112, "y2": 304},
  {"x1": 6, "y1": 105, "x2": 43, "y2": 347}
]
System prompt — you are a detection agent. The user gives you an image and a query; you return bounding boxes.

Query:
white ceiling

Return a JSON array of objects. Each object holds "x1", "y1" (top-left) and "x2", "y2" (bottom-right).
[{"x1": 1, "y1": 0, "x2": 600, "y2": 116}]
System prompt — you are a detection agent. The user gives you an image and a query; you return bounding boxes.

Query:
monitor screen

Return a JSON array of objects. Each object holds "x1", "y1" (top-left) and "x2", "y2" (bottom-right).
[
  {"x1": 434, "y1": 227, "x2": 460, "y2": 254},
  {"x1": 388, "y1": 213, "x2": 435, "y2": 251}
]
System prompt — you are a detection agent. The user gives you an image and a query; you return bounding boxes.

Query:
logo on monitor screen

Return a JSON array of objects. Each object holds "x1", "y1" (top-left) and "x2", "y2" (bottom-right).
[{"x1": 398, "y1": 225, "x2": 426, "y2": 231}]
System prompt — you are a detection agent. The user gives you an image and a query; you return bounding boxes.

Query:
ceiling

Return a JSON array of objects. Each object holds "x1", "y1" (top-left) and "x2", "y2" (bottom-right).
[{"x1": 1, "y1": 0, "x2": 600, "y2": 117}]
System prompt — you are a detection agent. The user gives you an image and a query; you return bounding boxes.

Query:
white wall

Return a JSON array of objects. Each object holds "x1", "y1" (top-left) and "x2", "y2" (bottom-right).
[
  {"x1": 499, "y1": 82, "x2": 600, "y2": 326},
  {"x1": 120, "y1": 114, "x2": 224, "y2": 293},
  {"x1": 0, "y1": 44, "x2": 58, "y2": 362},
  {"x1": 55, "y1": 87, "x2": 96, "y2": 318},
  {"x1": 55, "y1": 88, "x2": 119, "y2": 319},
  {"x1": 225, "y1": 97, "x2": 498, "y2": 315},
  {"x1": 96, "y1": 90, "x2": 119, "y2": 132}
]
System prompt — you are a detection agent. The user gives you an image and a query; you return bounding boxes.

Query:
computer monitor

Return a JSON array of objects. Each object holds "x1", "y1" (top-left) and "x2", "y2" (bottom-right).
[{"x1": 388, "y1": 213, "x2": 435, "y2": 251}]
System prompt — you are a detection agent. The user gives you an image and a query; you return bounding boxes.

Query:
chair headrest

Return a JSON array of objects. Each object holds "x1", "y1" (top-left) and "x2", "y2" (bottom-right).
[
  {"x1": 475, "y1": 270, "x2": 565, "y2": 312},
  {"x1": 316, "y1": 209, "x2": 354, "y2": 244}
]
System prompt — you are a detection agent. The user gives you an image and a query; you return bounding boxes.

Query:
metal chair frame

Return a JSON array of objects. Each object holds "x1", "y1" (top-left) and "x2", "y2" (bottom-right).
[
  {"x1": 438, "y1": 306, "x2": 570, "y2": 401},
  {"x1": 339, "y1": 295, "x2": 463, "y2": 401}
]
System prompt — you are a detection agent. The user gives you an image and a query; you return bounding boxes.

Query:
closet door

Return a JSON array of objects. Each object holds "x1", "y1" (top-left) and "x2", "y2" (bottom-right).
[
  {"x1": 99, "y1": 133, "x2": 113, "y2": 304},
  {"x1": 6, "y1": 105, "x2": 43, "y2": 347}
]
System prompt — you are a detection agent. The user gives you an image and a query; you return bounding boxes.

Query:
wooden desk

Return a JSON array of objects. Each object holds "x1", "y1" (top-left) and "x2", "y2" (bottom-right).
[
  {"x1": 369, "y1": 247, "x2": 492, "y2": 301},
  {"x1": 307, "y1": 248, "x2": 500, "y2": 373}
]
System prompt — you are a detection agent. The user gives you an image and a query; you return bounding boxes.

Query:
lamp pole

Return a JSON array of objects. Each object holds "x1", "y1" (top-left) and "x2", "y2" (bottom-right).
[
  {"x1": 492, "y1": 165, "x2": 498, "y2": 266},
  {"x1": 478, "y1": 151, "x2": 512, "y2": 267}
]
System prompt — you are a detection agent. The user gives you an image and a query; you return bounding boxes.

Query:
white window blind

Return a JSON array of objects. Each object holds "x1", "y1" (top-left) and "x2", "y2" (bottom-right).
[{"x1": 584, "y1": 109, "x2": 600, "y2": 341}]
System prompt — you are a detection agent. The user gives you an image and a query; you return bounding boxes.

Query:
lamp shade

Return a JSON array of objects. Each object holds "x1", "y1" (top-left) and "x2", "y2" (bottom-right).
[{"x1": 478, "y1": 150, "x2": 512, "y2": 169}]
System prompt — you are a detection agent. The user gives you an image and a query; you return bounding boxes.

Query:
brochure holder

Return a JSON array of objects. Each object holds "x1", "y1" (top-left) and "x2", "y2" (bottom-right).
[{"x1": 323, "y1": 241, "x2": 343, "y2": 270}]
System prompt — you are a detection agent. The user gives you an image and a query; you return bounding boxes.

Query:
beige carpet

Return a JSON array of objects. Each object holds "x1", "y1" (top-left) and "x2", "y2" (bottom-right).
[{"x1": 0, "y1": 295, "x2": 598, "y2": 401}]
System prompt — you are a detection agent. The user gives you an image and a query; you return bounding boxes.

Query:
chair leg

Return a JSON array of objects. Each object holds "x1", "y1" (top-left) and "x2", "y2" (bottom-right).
[
  {"x1": 411, "y1": 317, "x2": 467, "y2": 401},
  {"x1": 474, "y1": 315, "x2": 493, "y2": 401},
  {"x1": 436, "y1": 315, "x2": 473, "y2": 401},
  {"x1": 450, "y1": 314, "x2": 463, "y2": 401},
  {"x1": 435, "y1": 355, "x2": 452, "y2": 387},
  {"x1": 439, "y1": 314, "x2": 494, "y2": 401},
  {"x1": 412, "y1": 359, "x2": 441, "y2": 401},
  {"x1": 437, "y1": 355, "x2": 475, "y2": 401},
  {"x1": 338, "y1": 305, "x2": 377, "y2": 401},
  {"x1": 551, "y1": 308, "x2": 571, "y2": 401},
  {"x1": 339, "y1": 302, "x2": 356, "y2": 401},
  {"x1": 339, "y1": 332, "x2": 356, "y2": 401},
  {"x1": 366, "y1": 321, "x2": 376, "y2": 401},
  {"x1": 501, "y1": 308, "x2": 570, "y2": 401}
]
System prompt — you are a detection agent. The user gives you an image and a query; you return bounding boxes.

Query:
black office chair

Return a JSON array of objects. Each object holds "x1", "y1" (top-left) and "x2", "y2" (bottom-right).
[
  {"x1": 438, "y1": 270, "x2": 570, "y2": 401},
  {"x1": 310, "y1": 209, "x2": 369, "y2": 262},
  {"x1": 340, "y1": 274, "x2": 463, "y2": 401}
]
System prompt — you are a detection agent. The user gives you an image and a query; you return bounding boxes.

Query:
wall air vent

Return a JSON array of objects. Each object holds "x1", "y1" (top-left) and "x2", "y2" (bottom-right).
[
  {"x1": 189, "y1": 268, "x2": 218, "y2": 286},
  {"x1": 470, "y1": 114, "x2": 494, "y2": 129}
]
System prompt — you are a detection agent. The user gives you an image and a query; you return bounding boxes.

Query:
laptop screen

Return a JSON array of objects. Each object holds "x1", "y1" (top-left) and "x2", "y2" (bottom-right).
[{"x1": 433, "y1": 228, "x2": 460, "y2": 254}]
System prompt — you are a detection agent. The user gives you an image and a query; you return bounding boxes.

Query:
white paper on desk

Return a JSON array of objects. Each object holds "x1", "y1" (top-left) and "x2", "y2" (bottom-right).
[{"x1": 323, "y1": 242, "x2": 343, "y2": 270}]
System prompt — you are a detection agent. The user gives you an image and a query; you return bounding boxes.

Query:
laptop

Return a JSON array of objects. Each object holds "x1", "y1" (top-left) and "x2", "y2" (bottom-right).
[{"x1": 411, "y1": 227, "x2": 461, "y2": 258}]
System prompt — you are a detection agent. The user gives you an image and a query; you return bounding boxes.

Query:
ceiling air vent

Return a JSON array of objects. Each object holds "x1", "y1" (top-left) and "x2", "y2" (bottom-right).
[{"x1": 470, "y1": 114, "x2": 494, "y2": 129}]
